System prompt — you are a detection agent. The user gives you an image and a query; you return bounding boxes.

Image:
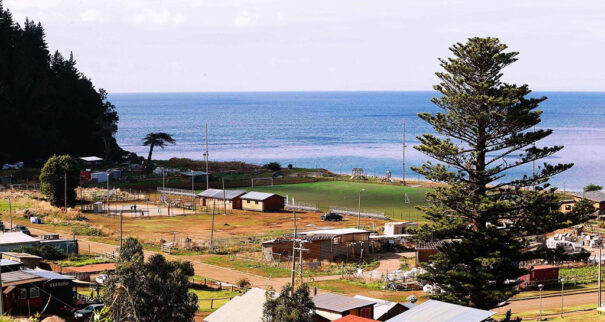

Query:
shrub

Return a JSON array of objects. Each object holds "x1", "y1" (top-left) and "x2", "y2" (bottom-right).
[
  {"x1": 263, "y1": 162, "x2": 281, "y2": 171},
  {"x1": 236, "y1": 277, "x2": 251, "y2": 289}
]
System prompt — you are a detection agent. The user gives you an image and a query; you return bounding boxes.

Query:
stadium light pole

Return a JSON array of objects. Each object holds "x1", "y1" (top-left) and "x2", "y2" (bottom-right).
[
  {"x1": 191, "y1": 170, "x2": 195, "y2": 211},
  {"x1": 357, "y1": 189, "x2": 365, "y2": 229},
  {"x1": 64, "y1": 171, "x2": 67, "y2": 212},
  {"x1": 538, "y1": 284, "x2": 544, "y2": 321}
]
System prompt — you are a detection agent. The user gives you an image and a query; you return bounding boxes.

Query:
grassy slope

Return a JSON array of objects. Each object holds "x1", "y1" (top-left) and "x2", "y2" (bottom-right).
[{"x1": 247, "y1": 181, "x2": 430, "y2": 221}]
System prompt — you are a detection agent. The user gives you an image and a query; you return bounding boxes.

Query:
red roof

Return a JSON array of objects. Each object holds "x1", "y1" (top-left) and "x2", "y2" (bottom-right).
[
  {"x1": 62, "y1": 263, "x2": 116, "y2": 273},
  {"x1": 333, "y1": 316, "x2": 378, "y2": 322},
  {"x1": 526, "y1": 265, "x2": 558, "y2": 270}
]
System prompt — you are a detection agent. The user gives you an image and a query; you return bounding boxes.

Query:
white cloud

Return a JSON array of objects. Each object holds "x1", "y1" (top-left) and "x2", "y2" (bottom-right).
[
  {"x1": 79, "y1": 10, "x2": 102, "y2": 22},
  {"x1": 132, "y1": 9, "x2": 187, "y2": 25}
]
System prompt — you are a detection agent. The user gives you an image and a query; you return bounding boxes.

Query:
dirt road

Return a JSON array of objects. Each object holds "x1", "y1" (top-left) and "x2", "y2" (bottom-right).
[{"x1": 494, "y1": 290, "x2": 599, "y2": 318}]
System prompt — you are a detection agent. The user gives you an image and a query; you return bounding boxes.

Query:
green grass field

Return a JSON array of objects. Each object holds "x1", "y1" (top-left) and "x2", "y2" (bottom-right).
[{"x1": 247, "y1": 181, "x2": 430, "y2": 221}]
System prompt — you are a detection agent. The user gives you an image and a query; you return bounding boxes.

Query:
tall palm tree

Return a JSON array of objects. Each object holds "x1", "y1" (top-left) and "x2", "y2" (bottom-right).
[{"x1": 142, "y1": 132, "x2": 176, "y2": 172}]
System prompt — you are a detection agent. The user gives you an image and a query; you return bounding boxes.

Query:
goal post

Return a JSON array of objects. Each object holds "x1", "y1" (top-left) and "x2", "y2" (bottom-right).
[{"x1": 251, "y1": 177, "x2": 274, "y2": 188}]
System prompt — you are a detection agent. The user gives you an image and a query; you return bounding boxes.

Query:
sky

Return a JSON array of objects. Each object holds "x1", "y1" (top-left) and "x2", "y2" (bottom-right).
[{"x1": 4, "y1": 0, "x2": 605, "y2": 93}]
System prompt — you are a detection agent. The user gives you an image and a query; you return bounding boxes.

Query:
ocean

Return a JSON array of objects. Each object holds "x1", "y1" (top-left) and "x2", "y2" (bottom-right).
[{"x1": 109, "y1": 91, "x2": 605, "y2": 191}]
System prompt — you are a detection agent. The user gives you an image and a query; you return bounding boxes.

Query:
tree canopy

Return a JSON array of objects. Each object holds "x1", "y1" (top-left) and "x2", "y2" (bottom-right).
[
  {"x1": 142, "y1": 132, "x2": 176, "y2": 172},
  {"x1": 102, "y1": 237, "x2": 198, "y2": 321},
  {"x1": 584, "y1": 183, "x2": 603, "y2": 192},
  {"x1": 263, "y1": 283, "x2": 315, "y2": 322},
  {"x1": 39, "y1": 154, "x2": 79, "y2": 207},
  {"x1": 0, "y1": 2, "x2": 122, "y2": 164},
  {"x1": 411, "y1": 37, "x2": 591, "y2": 309}
]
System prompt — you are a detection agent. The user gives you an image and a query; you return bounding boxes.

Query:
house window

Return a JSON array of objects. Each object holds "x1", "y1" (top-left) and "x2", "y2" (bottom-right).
[
  {"x1": 18, "y1": 288, "x2": 27, "y2": 299},
  {"x1": 247, "y1": 200, "x2": 250, "y2": 204},
  {"x1": 255, "y1": 201, "x2": 259, "y2": 205},
  {"x1": 30, "y1": 287, "x2": 40, "y2": 298},
  {"x1": 565, "y1": 205, "x2": 572, "y2": 210}
]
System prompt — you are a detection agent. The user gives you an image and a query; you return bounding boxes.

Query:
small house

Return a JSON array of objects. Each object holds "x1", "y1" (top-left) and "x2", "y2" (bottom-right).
[
  {"x1": 385, "y1": 300, "x2": 495, "y2": 322},
  {"x1": 518, "y1": 265, "x2": 559, "y2": 288},
  {"x1": 241, "y1": 192, "x2": 285, "y2": 212},
  {"x1": 1, "y1": 270, "x2": 47, "y2": 315},
  {"x1": 263, "y1": 228, "x2": 371, "y2": 262},
  {"x1": 353, "y1": 295, "x2": 414, "y2": 321},
  {"x1": 313, "y1": 293, "x2": 375, "y2": 321},
  {"x1": 0, "y1": 233, "x2": 40, "y2": 252},
  {"x1": 198, "y1": 189, "x2": 247, "y2": 210},
  {"x1": 204, "y1": 288, "x2": 273, "y2": 322},
  {"x1": 2, "y1": 252, "x2": 42, "y2": 269},
  {"x1": 573, "y1": 190, "x2": 605, "y2": 215},
  {"x1": 61, "y1": 262, "x2": 116, "y2": 282},
  {"x1": 415, "y1": 242, "x2": 440, "y2": 265},
  {"x1": 79, "y1": 156, "x2": 103, "y2": 167},
  {"x1": 383, "y1": 222, "x2": 417, "y2": 236},
  {"x1": 23, "y1": 268, "x2": 75, "y2": 313}
]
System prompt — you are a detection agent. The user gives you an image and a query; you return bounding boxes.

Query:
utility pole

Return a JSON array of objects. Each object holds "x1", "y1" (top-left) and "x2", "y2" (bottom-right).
[
  {"x1": 402, "y1": 119, "x2": 406, "y2": 186},
  {"x1": 205, "y1": 123, "x2": 209, "y2": 190},
  {"x1": 210, "y1": 200, "x2": 216, "y2": 252},
  {"x1": 560, "y1": 278, "x2": 565, "y2": 318},
  {"x1": 290, "y1": 209, "x2": 297, "y2": 291},
  {"x1": 598, "y1": 238, "x2": 603, "y2": 308},
  {"x1": 222, "y1": 177, "x2": 227, "y2": 215}
]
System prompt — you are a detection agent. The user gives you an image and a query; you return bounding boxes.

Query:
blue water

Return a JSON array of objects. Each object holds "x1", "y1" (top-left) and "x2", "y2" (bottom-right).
[{"x1": 109, "y1": 91, "x2": 605, "y2": 191}]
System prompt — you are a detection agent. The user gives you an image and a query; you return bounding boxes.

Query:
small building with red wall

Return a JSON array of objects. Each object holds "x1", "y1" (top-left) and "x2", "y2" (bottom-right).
[{"x1": 519, "y1": 265, "x2": 559, "y2": 288}]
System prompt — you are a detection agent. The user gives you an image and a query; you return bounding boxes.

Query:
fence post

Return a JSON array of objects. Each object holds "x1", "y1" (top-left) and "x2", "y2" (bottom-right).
[{"x1": 210, "y1": 299, "x2": 214, "y2": 309}]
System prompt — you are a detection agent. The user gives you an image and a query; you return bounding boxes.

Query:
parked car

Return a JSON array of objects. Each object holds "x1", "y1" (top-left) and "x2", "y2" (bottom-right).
[
  {"x1": 321, "y1": 212, "x2": 343, "y2": 221},
  {"x1": 12, "y1": 225, "x2": 31, "y2": 235},
  {"x1": 74, "y1": 304, "x2": 105, "y2": 320}
]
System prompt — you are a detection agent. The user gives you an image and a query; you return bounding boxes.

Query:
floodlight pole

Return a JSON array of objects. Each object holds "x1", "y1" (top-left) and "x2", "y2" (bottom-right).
[
  {"x1": 106, "y1": 170, "x2": 110, "y2": 214},
  {"x1": 599, "y1": 239, "x2": 603, "y2": 308},
  {"x1": 357, "y1": 189, "x2": 365, "y2": 229},
  {"x1": 222, "y1": 177, "x2": 227, "y2": 215},
  {"x1": 119, "y1": 210, "x2": 123, "y2": 249},
  {"x1": 402, "y1": 119, "x2": 406, "y2": 186},
  {"x1": 9, "y1": 197, "x2": 12, "y2": 231}
]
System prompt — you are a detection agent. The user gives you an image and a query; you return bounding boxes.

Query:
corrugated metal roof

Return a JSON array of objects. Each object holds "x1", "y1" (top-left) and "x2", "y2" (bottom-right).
[
  {"x1": 80, "y1": 156, "x2": 103, "y2": 162},
  {"x1": 24, "y1": 268, "x2": 74, "y2": 281},
  {"x1": 0, "y1": 232, "x2": 39, "y2": 245},
  {"x1": 0, "y1": 259, "x2": 21, "y2": 266},
  {"x1": 333, "y1": 315, "x2": 378, "y2": 322},
  {"x1": 353, "y1": 295, "x2": 409, "y2": 320},
  {"x1": 1, "y1": 271, "x2": 46, "y2": 285},
  {"x1": 241, "y1": 192, "x2": 282, "y2": 201},
  {"x1": 1, "y1": 251, "x2": 42, "y2": 259},
  {"x1": 385, "y1": 300, "x2": 495, "y2": 322},
  {"x1": 198, "y1": 189, "x2": 247, "y2": 200},
  {"x1": 313, "y1": 293, "x2": 376, "y2": 313},
  {"x1": 204, "y1": 288, "x2": 271, "y2": 322},
  {"x1": 303, "y1": 228, "x2": 369, "y2": 235},
  {"x1": 62, "y1": 263, "x2": 116, "y2": 273},
  {"x1": 576, "y1": 190, "x2": 605, "y2": 202}
]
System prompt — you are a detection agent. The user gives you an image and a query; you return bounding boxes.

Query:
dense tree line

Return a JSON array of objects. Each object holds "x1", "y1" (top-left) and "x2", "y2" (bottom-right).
[{"x1": 0, "y1": 2, "x2": 123, "y2": 165}]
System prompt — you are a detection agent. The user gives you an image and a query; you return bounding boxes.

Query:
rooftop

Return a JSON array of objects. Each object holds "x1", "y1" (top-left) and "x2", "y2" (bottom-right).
[
  {"x1": 0, "y1": 232, "x2": 39, "y2": 245},
  {"x1": 1, "y1": 270, "x2": 46, "y2": 285},
  {"x1": 386, "y1": 300, "x2": 495, "y2": 322},
  {"x1": 62, "y1": 263, "x2": 116, "y2": 273},
  {"x1": 354, "y1": 295, "x2": 414, "y2": 319},
  {"x1": 0, "y1": 259, "x2": 22, "y2": 266},
  {"x1": 204, "y1": 288, "x2": 270, "y2": 322},
  {"x1": 576, "y1": 190, "x2": 605, "y2": 202},
  {"x1": 2, "y1": 251, "x2": 42, "y2": 259},
  {"x1": 80, "y1": 156, "x2": 103, "y2": 162},
  {"x1": 303, "y1": 228, "x2": 369, "y2": 236},
  {"x1": 333, "y1": 316, "x2": 379, "y2": 322},
  {"x1": 198, "y1": 189, "x2": 247, "y2": 200},
  {"x1": 24, "y1": 268, "x2": 74, "y2": 281},
  {"x1": 240, "y1": 191, "x2": 282, "y2": 201},
  {"x1": 313, "y1": 293, "x2": 376, "y2": 313}
]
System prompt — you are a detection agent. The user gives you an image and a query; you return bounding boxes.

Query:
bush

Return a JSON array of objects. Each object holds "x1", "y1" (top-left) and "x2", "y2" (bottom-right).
[
  {"x1": 17, "y1": 244, "x2": 67, "y2": 260},
  {"x1": 236, "y1": 277, "x2": 251, "y2": 289},
  {"x1": 585, "y1": 184, "x2": 603, "y2": 192},
  {"x1": 39, "y1": 155, "x2": 80, "y2": 207},
  {"x1": 263, "y1": 162, "x2": 281, "y2": 171}
]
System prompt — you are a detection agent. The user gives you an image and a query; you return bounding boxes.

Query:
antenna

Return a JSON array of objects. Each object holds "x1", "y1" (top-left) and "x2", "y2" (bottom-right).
[{"x1": 402, "y1": 119, "x2": 406, "y2": 186}]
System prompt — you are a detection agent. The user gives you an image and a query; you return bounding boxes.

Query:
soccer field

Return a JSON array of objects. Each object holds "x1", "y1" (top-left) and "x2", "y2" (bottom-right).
[{"x1": 247, "y1": 181, "x2": 430, "y2": 221}]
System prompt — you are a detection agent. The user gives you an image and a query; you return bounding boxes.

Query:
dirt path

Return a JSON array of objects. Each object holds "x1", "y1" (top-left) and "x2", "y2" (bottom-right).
[
  {"x1": 373, "y1": 252, "x2": 402, "y2": 273},
  {"x1": 494, "y1": 290, "x2": 600, "y2": 318}
]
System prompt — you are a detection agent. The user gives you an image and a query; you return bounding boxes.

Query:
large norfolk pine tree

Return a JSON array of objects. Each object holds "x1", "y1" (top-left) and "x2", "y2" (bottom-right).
[{"x1": 412, "y1": 37, "x2": 590, "y2": 309}]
